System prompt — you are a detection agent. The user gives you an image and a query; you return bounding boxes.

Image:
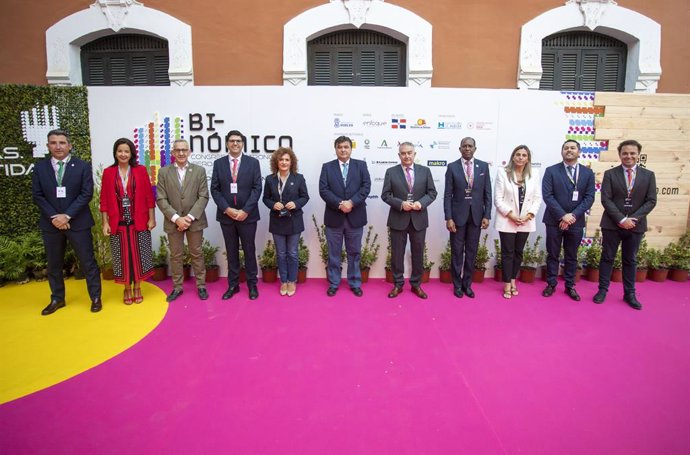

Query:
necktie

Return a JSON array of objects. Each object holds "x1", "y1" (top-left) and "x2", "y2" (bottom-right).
[
  {"x1": 626, "y1": 168, "x2": 633, "y2": 187},
  {"x1": 567, "y1": 165, "x2": 575, "y2": 182},
  {"x1": 57, "y1": 161, "x2": 64, "y2": 186},
  {"x1": 465, "y1": 160, "x2": 472, "y2": 187},
  {"x1": 231, "y1": 159, "x2": 238, "y2": 182},
  {"x1": 342, "y1": 162, "x2": 348, "y2": 182},
  {"x1": 405, "y1": 166, "x2": 413, "y2": 192}
]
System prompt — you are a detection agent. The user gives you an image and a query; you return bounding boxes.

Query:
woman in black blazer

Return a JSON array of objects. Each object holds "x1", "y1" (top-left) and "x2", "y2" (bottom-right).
[{"x1": 262, "y1": 147, "x2": 310, "y2": 296}]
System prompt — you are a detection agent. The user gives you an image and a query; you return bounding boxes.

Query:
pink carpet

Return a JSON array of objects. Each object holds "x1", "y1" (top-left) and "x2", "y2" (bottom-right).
[{"x1": 2, "y1": 277, "x2": 690, "y2": 454}]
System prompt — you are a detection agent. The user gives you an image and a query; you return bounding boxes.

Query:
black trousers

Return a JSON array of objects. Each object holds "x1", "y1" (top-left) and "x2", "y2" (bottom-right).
[
  {"x1": 545, "y1": 224, "x2": 584, "y2": 288},
  {"x1": 42, "y1": 228, "x2": 101, "y2": 302},
  {"x1": 599, "y1": 228, "x2": 642, "y2": 295},
  {"x1": 390, "y1": 221, "x2": 426, "y2": 288},
  {"x1": 499, "y1": 231, "x2": 529, "y2": 283},
  {"x1": 221, "y1": 222, "x2": 258, "y2": 287},
  {"x1": 450, "y1": 221, "x2": 481, "y2": 290}
]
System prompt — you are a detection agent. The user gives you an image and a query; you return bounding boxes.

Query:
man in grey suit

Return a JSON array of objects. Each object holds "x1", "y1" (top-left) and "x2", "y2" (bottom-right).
[
  {"x1": 381, "y1": 142, "x2": 437, "y2": 299},
  {"x1": 156, "y1": 139, "x2": 210, "y2": 301},
  {"x1": 594, "y1": 139, "x2": 656, "y2": 310}
]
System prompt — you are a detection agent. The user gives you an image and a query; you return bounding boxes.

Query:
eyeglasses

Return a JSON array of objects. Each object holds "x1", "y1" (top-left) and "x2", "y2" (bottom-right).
[
  {"x1": 228, "y1": 139, "x2": 243, "y2": 144},
  {"x1": 173, "y1": 148, "x2": 189, "y2": 153}
]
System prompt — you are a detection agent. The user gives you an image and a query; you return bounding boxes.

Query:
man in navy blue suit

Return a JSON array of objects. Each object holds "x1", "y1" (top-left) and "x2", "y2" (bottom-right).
[
  {"x1": 541, "y1": 140, "x2": 595, "y2": 301},
  {"x1": 32, "y1": 129, "x2": 102, "y2": 315},
  {"x1": 211, "y1": 130, "x2": 262, "y2": 300},
  {"x1": 443, "y1": 137, "x2": 492, "y2": 298},
  {"x1": 318, "y1": 136, "x2": 371, "y2": 297}
]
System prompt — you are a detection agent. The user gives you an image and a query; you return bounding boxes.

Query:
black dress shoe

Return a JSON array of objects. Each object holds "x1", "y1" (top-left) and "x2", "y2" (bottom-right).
[
  {"x1": 90, "y1": 298, "x2": 102, "y2": 313},
  {"x1": 248, "y1": 287, "x2": 259, "y2": 300},
  {"x1": 453, "y1": 288, "x2": 463, "y2": 298},
  {"x1": 463, "y1": 287, "x2": 475, "y2": 298},
  {"x1": 624, "y1": 294, "x2": 642, "y2": 310},
  {"x1": 222, "y1": 285, "x2": 240, "y2": 300},
  {"x1": 411, "y1": 286, "x2": 428, "y2": 299},
  {"x1": 542, "y1": 284, "x2": 556, "y2": 297},
  {"x1": 564, "y1": 287, "x2": 581, "y2": 301},
  {"x1": 167, "y1": 288, "x2": 184, "y2": 302},
  {"x1": 351, "y1": 287, "x2": 363, "y2": 297},
  {"x1": 327, "y1": 287, "x2": 338, "y2": 297},
  {"x1": 42, "y1": 299, "x2": 65, "y2": 316},
  {"x1": 593, "y1": 290, "x2": 607, "y2": 304},
  {"x1": 197, "y1": 287, "x2": 209, "y2": 300},
  {"x1": 388, "y1": 286, "x2": 403, "y2": 298}
]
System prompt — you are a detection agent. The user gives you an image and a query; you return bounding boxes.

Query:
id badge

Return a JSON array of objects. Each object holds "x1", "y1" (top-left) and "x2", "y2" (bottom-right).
[
  {"x1": 406, "y1": 193, "x2": 414, "y2": 203},
  {"x1": 231, "y1": 183, "x2": 238, "y2": 194},
  {"x1": 121, "y1": 196, "x2": 131, "y2": 208},
  {"x1": 56, "y1": 186, "x2": 66, "y2": 198},
  {"x1": 464, "y1": 188, "x2": 473, "y2": 200},
  {"x1": 624, "y1": 197, "x2": 633, "y2": 208},
  {"x1": 571, "y1": 190, "x2": 579, "y2": 202}
]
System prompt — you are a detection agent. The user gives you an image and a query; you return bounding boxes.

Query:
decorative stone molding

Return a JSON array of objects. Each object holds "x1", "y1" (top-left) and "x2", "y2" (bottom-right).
[
  {"x1": 518, "y1": 1, "x2": 660, "y2": 93},
  {"x1": 284, "y1": 0, "x2": 432, "y2": 87},
  {"x1": 46, "y1": 1, "x2": 193, "y2": 86}
]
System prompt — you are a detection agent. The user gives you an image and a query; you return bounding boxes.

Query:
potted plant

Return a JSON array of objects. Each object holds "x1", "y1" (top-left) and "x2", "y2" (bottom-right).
[
  {"x1": 519, "y1": 235, "x2": 544, "y2": 283},
  {"x1": 0, "y1": 236, "x2": 28, "y2": 284},
  {"x1": 202, "y1": 239, "x2": 220, "y2": 283},
  {"x1": 439, "y1": 240, "x2": 452, "y2": 283},
  {"x1": 646, "y1": 247, "x2": 669, "y2": 282},
  {"x1": 258, "y1": 239, "x2": 278, "y2": 283},
  {"x1": 312, "y1": 214, "x2": 345, "y2": 270},
  {"x1": 473, "y1": 233, "x2": 489, "y2": 283},
  {"x1": 152, "y1": 236, "x2": 169, "y2": 281},
  {"x1": 385, "y1": 227, "x2": 393, "y2": 283},
  {"x1": 297, "y1": 236, "x2": 309, "y2": 283},
  {"x1": 493, "y1": 238, "x2": 502, "y2": 282},
  {"x1": 611, "y1": 247, "x2": 623, "y2": 282},
  {"x1": 584, "y1": 230, "x2": 602, "y2": 282},
  {"x1": 635, "y1": 238, "x2": 649, "y2": 282},
  {"x1": 422, "y1": 243, "x2": 434, "y2": 283},
  {"x1": 665, "y1": 234, "x2": 690, "y2": 282},
  {"x1": 90, "y1": 164, "x2": 113, "y2": 279},
  {"x1": 575, "y1": 244, "x2": 586, "y2": 282},
  {"x1": 359, "y1": 225, "x2": 380, "y2": 283}
]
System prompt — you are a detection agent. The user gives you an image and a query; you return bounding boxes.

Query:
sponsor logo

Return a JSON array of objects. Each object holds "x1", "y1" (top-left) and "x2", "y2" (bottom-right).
[
  {"x1": 362, "y1": 120, "x2": 389, "y2": 128},
  {"x1": 427, "y1": 160, "x2": 447, "y2": 167},
  {"x1": 391, "y1": 118, "x2": 407, "y2": 129},
  {"x1": 363, "y1": 139, "x2": 371, "y2": 149},
  {"x1": 378, "y1": 140, "x2": 392, "y2": 150},
  {"x1": 370, "y1": 160, "x2": 398, "y2": 165},
  {"x1": 410, "y1": 118, "x2": 430, "y2": 129},
  {"x1": 429, "y1": 141, "x2": 451, "y2": 150},
  {"x1": 475, "y1": 121, "x2": 494, "y2": 131},
  {"x1": 437, "y1": 121, "x2": 462, "y2": 129},
  {"x1": 334, "y1": 117, "x2": 354, "y2": 128}
]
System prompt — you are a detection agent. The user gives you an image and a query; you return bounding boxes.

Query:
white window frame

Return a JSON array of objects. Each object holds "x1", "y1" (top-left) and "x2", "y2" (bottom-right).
[
  {"x1": 518, "y1": 1, "x2": 661, "y2": 93},
  {"x1": 46, "y1": 1, "x2": 193, "y2": 86},
  {"x1": 283, "y1": 0, "x2": 432, "y2": 87}
]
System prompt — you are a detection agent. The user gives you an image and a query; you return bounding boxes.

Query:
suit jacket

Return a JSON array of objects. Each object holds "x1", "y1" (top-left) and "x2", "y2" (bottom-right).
[
  {"x1": 210, "y1": 154, "x2": 262, "y2": 224},
  {"x1": 262, "y1": 172, "x2": 310, "y2": 235},
  {"x1": 156, "y1": 163, "x2": 209, "y2": 234},
  {"x1": 600, "y1": 165, "x2": 657, "y2": 233},
  {"x1": 100, "y1": 165, "x2": 155, "y2": 233},
  {"x1": 494, "y1": 168, "x2": 542, "y2": 233},
  {"x1": 542, "y1": 162, "x2": 595, "y2": 228},
  {"x1": 443, "y1": 158, "x2": 492, "y2": 226},
  {"x1": 318, "y1": 158, "x2": 371, "y2": 228},
  {"x1": 381, "y1": 164, "x2": 437, "y2": 231},
  {"x1": 32, "y1": 155, "x2": 95, "y2": 232}
]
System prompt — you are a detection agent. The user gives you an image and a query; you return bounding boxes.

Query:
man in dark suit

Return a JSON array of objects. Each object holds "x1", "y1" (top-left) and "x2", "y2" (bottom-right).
[
  {"x1": 594, "y1": 139, "x2": 657, "y2": 310},
  {"x1": 211, "y1": 130, "x2": 262, "y2": 300},
  {"x1": 443, "y1": 137, "x2": 492, "y2": 298},
  {"x1": 542, "y1": 140, "x2": 595, "y2": 301},
  {"x1": 156, "y1": 139, "x2": 210, "y2": 302},
  {"x1": 381, "y1": 142, "x2": 437, "y2": 299},
  {"x1": 318, "y1": 135, "x2": 371, "y2": 297},
  {"x1": 32, "y1": 129, "x2": 102, "y2": 315}
]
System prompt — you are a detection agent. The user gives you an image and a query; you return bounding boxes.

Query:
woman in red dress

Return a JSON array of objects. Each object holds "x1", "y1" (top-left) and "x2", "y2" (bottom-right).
[{"x1": 100, "y1": 138, "x2": 156, "y2": 304}]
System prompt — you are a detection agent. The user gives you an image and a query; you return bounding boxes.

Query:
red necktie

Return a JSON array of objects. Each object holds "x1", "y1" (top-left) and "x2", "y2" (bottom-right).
[
  {"x1": 231, "y1": 158, "x2": 238, "y2": 205},
  {"x1": 626, "y1": 168, "x2": 633, "y2": 187}
]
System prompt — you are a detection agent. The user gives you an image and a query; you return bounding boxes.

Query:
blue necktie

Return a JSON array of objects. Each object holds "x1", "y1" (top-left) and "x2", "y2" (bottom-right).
[{"x1": 342, "y1": 162, "x2": 348, "y2": 182}]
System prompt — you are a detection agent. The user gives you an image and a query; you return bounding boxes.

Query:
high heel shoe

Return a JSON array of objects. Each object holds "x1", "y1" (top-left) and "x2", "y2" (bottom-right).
[
  {"x1": 123, "y1": 288, "x2": 133, "y2": 305},
  {"x1": 503, "y1": 287, "x2": 512, "y2": 299},
  {"x1": 133, "y1": 287, "x2": 143, "y2": 304},
  {"x1": 511, "y1": 286, "x2": 519, "y2": 296}
]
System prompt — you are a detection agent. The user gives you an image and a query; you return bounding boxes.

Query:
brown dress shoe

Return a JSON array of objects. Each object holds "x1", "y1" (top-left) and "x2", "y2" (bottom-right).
[
  {"x1": 388, "y1": 286, "x2": 403, "y2": 298},
  {"x1": 411, "y1": 286, "x2": 428, "y2": 299}
]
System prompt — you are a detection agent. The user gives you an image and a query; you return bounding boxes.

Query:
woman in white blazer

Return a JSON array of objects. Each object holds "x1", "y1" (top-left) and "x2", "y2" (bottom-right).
[{"x1": 494, "y1": 145, "x2": 543, "y2": 299}]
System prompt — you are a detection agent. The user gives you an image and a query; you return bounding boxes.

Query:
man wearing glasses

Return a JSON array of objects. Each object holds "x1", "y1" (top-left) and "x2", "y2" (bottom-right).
[
  {"x1": 211, "y1": 130, "x2": 263, "y2": 300},
  {"x1": 156, "y1": 139, "x2": 210, "y2": 302}
]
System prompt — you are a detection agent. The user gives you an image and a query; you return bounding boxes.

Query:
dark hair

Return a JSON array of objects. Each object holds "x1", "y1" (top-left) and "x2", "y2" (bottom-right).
[
  {"x1": 225, "y1": 130, "x2": 245, "y2": 142},
  {"x1": 47, "y1": 129, "x2": 70, "y2": 142},
  {"x1": 111, "y1": 138, "x2": 138, "y2": 167},
  {"x1": 334, "y1": 136, "x2": 352, "y2": 148},
  {"x1": 505, "y1": 144, "x2": 532, "y2": 183},
  {"x1": 270, "y1": 147, "x2": 298, "y2": 174},
  {"x1": 562, "y1": 139, "x2": 581, "y2": 150},
  {"x1": 617, "y1": 139, "x2": 642, "y2": 153},
  {"x1": 460, "y1": 137, "x2": 476, "y2": 147}
]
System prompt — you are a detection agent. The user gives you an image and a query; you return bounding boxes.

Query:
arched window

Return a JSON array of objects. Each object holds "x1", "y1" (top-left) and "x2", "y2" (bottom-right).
[
  {"x1": 81, "y1": 34, "x2": 170, "y2": 86},
  {"x1": 308, "y1": 30, "x2": 405, "y2": 86},
  {"x1": 540, "y1": 32, "x2": 626, "y2": 92}
]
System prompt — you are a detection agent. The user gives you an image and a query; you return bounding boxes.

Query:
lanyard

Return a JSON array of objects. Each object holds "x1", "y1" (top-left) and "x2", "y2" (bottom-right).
[
  {"x1": 464, "y1": 160, "x2": 473, "y2": 189},
  {"x1": 118, "y1": 167, "x2": 130, "y2": 196},
  {"x1": 565, "y1": 163, "x2": 579, "y2": 187},
  {"x1": 625, "y1": 167, "x2": 636, "y2": 197}
]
